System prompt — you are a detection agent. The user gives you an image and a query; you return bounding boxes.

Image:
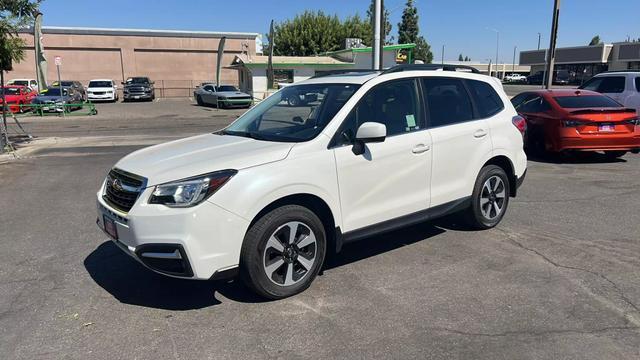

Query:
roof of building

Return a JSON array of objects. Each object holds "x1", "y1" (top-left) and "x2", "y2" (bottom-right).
[
  {"x1": 321, "y1": 43, "x2": 417, "y2": 56},
  {"x1": 21, "y1": 26, "x2": 259, "y2": 39},
  {"x1": 230, "y1": 54, "x2": 354, "y2": 68}
]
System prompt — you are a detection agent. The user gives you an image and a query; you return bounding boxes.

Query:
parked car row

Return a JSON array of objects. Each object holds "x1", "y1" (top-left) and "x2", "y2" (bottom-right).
[{"x1": 512, "y1": 70, "x2": 640, "y2": 159}]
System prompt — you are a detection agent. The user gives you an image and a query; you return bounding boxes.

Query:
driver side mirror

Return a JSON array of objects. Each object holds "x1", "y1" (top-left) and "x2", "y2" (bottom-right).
[{"x1": 352, "y1": 122, "x2": 386, "y2": 155}]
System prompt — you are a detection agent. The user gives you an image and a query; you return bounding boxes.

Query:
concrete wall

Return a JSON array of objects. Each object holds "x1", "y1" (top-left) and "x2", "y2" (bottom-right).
[{"x1": 10, "y1": 28, "x2": 257, "y2": 97}]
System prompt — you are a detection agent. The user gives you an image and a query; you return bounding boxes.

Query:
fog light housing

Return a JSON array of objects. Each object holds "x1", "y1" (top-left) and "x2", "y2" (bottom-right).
[{"x1": 135, "y1": 244, "x2": 193, "y2": 277}]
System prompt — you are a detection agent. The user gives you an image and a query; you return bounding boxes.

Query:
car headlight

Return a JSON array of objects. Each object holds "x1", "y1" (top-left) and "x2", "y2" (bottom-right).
[{"x1": 148, "y1": 170, "x2": 237, "y2": 207}]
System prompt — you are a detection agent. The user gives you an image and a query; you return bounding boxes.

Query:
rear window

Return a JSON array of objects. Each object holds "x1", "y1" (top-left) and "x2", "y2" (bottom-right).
[
  {"x1": 579, "y1": 76, "x2": 625, "y2": 93},
  {"x1": 466, "y1": 80, "x2": 504, "y2": 118},
  {"x1": 553, "y1": 95, "x2": 621, "y2": 108}
]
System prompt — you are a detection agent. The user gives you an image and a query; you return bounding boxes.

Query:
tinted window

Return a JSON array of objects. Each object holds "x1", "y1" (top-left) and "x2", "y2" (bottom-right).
[
  {"x1": 518, "y1": 96, "x2": 551, "y2": 113},
  {"x1": 635, "y1": 77, "x2": 640, "y2": 92},
  {"x1": 580, "y1": 76, "x2": 625, "y2": 93},
  {"x1": 218, "y1": 85, "x2": 239, "y2": 92},
  {"x1": 336, "y1": 79, "x2": 422, "y2": 145},
  {"x1": 88, "y1": 81, "x2": 112, "y2": 88},
  {"x1": 511, "y1": 93, "x2": 535, "y2": 110},
  {"x1": 467, "y1": 80, "x2": 504, "y2": 117},
  {"x1": 553, "y1": 95, "x2": 621, "y2": 108},
  {"x1": 422, "y1": 78, "x2": 473, "y2": 127},
  {"x1": 203, "y1": 85, "x2": 215, "y2": 92}
]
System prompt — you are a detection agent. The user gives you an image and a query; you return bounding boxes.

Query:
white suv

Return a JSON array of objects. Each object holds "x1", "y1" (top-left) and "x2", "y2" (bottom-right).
[
  {"x1": 96, "y1": 65, "x2": 527, "y2": 299},
  {"x1": 87, "y1": 79, "x2": 119, "y2": 102},
  {"x1": 579, "y1": 71, "x2": 640, "y2": 114}
]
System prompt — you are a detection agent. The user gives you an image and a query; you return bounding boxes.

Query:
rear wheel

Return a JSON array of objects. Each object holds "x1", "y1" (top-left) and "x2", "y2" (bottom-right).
[
  {"x1": 603, "y1": 150, "x2": 626, "y2": 160},
  {"x1": 464, "y1": 165, "x2": 510, "y2": 229},
  {"x1": 196, "y1": 95, "x2": 204, "y2": 106},
  {"x1": 240, "y1": 205, "x2": 326, "y2": 299}
]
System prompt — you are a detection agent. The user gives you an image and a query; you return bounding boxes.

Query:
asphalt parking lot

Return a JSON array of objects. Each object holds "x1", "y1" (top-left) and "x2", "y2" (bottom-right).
[{"x1": 1, "y1": 98, "x2": 639, "y2": 359}]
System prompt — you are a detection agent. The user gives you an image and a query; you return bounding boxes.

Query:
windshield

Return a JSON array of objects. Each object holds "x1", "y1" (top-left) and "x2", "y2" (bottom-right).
[
  {"x1": 217, "y1": 85, "x2": 239, "y2": 92},
  {"x1": 0, "y1": 88, "x2": 20, "y2": 95},
  {"x1": 222, "y1": 83, "x2": 360, "y2": 142},
  {"x1": 40, "y1": 88, "x2": 68, "y2": 96},
  {"x1": 10, "y1": 80, "x2": 28, "y2": 86},
  {"x1": 52, "y1": 81, "x2": 74, "y2": 87},
  {"x1": 126, "y1": 78, "x2": 149, "y2": 84},
  {"x1": 554, "y1": 95, "x2": 621, "y2": 108},
  {"x1": 89, "y1": 81, "x2": 112, "y2": 88}
]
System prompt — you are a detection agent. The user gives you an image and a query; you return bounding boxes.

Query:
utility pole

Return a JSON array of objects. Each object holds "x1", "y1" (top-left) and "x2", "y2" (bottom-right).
[
  {"x1": 512, "y1": 46, "x2": 517, "y2": 73},
  {"x1": 372, "y1": 0, "x2": 382, "y2": 70},
  {"x1": 537, "y1": 32, "x2": 541, "y2": 50},
  {"x1": 441, "y1": 45, "x2": 445, "y2": 64},
  {"x1": 544, "y1": 0, "x2": 561, "y2": 89}
]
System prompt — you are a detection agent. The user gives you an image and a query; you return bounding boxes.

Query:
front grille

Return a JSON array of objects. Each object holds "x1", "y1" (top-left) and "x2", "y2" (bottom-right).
[
  {"x1": 103, "y1": 168, "x2": 146, "y2": 213},
  {"x1": 128, "y1": 87, "x2": 146, "y2": 93}
]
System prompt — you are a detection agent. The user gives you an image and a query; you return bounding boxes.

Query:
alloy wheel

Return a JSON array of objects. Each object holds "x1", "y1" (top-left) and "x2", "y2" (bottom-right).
[
  {"x1": 480, "y1": 175, "x2": 506, "y2": 220},
  {"x1": 262, "y1": 221, "x2": 317, "y2": 286}
]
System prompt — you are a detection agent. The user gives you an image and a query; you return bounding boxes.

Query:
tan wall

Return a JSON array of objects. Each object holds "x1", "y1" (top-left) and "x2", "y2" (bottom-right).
[{"x1": 9, "y1": 31, "x2": 256, "y2": 97}]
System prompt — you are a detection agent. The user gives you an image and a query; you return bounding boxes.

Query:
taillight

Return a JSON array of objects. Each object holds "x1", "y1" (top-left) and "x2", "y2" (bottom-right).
[
  {"x1": 512, "y1": 115, "x2": 527, "y2": 137},
  {"x1": 562, "y1": 119, "x2": 589, "y2": 127}
]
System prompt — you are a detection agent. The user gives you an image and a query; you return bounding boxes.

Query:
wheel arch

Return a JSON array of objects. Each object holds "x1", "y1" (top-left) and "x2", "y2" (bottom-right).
[
  {"x1": 248, "y1": 193, "x2": 339, "y2": 256},
  {"x1": 483, "y1": 155, "x2": 517, "y2": 197}
]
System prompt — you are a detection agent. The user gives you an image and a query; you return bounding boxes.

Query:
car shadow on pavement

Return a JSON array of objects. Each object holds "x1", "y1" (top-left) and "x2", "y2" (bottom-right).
[
  {"x1": 84, "y1": 241, "x2": 267, "y2": 310},
  {"x1": 526, "y1": 151, "x2": 629, "y2": 164},
  {"x1": 324, "y1": 222, "x2": 446, "y2": 270},
  {"x1": 86, "y1": 222, "x2": 450, "y2": 309}
]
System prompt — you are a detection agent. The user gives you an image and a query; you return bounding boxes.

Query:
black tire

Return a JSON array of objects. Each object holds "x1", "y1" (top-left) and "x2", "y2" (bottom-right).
[
  {"x1": 196, "y1": 95, "x2": 204, "y2": 106},
  {"x1": 464, "y1": 165, "x2": 510, "y2": 230},
  {"x1": 603, "y1": 151, "x2": 626, "y2": 160},
  {"x1": 240, "y1": 205, "x2": 326, "y2": 300}
]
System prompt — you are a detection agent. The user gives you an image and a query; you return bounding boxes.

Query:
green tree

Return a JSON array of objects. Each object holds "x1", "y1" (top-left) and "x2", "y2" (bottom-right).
[
  {"x1": 464, "y1": 56, "x2": 470, "y2": 61},
  {"x1": 366, "y1": 0, "x2": 393, "y2": 44},
  {"x1": 458, "y1": 54, "x2": 464, "y2": 61},
  {"x1": 589, "y1": 35, "x2": 602, "y2": 45},
  {"x1": 267, "y1": 11, "x2": 372, "y2": 56},
  {"x1": 397, "y1": 0, "x2": 433, "y2": 63}
]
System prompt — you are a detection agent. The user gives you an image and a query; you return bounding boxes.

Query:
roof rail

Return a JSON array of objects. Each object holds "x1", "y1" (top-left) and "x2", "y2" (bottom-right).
[
  {"x1": 382, "y1": 64, "x2": 481, "y2": 74},
  {"x1": 600, "y1": 70, "x2": 640, "y2": 73},
  {"x1": 310, "y1": 69, "x2": 380, "y2": 78}
]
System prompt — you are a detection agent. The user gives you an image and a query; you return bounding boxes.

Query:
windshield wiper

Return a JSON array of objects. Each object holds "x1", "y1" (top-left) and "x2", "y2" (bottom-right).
[{"x1": 219, "y1": 130, "x2": 270, "y2": 141}]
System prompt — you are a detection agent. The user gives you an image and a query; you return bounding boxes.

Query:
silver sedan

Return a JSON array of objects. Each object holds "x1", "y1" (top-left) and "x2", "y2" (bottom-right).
[{"x1": 193, "y1": 84, "x2": 252, "y2": 109}]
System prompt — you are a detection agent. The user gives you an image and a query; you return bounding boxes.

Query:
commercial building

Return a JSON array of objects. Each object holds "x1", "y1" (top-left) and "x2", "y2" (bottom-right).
[
  {"x1": 519, "y1": 42, "x2": 640, "y2": 84},
  {"x1": 229, "y1": 44, "x2": 416, "y2": 98},
  {"x1": 11, "y1": 26, "x2": 259, "y2": 97}
]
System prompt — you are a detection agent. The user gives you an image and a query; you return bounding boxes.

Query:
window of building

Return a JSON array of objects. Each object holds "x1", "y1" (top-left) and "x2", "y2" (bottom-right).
[
  {"x1": 422, "y1": 78, "x2": 473, "y2": 127},
  {"x1": 466, "y1": 80, "x2": 504, "y2": 118}
]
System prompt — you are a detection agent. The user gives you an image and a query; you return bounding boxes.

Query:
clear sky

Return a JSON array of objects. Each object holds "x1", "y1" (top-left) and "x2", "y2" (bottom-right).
[{"x1": 39, "y1": 0, "x2": 639, "y2": 63}]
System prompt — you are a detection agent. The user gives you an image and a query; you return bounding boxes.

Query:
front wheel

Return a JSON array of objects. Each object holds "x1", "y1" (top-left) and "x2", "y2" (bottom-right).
[
  {"x1": 464, "y1": 165, "x2": 510, "y2": 229},
  {"x1": 240, "y1": 205, "x2": 326, "y2": 299}
]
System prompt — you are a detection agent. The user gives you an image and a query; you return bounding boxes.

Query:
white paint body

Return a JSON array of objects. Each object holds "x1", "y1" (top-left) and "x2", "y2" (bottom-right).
[
  {"x1": 96, "y1": 70, "x2": 527, "y2": 280},
  {"x1": 584, "y1": 72, "x2": 640, "y2": 115},
  {"x1": 87, "y1": 79, "x2": 118, "y2": 102}
]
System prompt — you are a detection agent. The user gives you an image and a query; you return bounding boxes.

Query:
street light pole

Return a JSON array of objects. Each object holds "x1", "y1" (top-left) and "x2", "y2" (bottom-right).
[
  {"x1": 512, "y1": 46, "x2": 517, "y2": 73},
  {"x1": 441, "y1": 45, "x2": 445, "y2": 65},
  {"x1": 372, "y1": 0, "x2": 382, "y2": 70},
  {"x1": 537, "y1": 32, "x2": 541, "y2": 50},
  {"x1": 544, "y1": 0, "x2": 561, "y2": 89}
]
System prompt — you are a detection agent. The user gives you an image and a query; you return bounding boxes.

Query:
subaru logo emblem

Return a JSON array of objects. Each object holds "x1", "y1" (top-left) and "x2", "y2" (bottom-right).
[{"x1": 112, "y1": 178, "x2": 124, "y2": 191}]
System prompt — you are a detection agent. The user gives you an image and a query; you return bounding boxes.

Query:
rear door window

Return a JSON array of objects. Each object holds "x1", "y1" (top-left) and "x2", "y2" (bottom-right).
[
  {"x1": 466, "y1": 80, "x2": 504, "y2": 118},
  {"x1": 422, "y1": 78, "x2": 474, "y2": 128}
]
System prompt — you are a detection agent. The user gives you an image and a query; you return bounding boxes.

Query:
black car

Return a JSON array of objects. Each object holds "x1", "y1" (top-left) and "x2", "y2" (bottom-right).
[
  {"x1": 122, "y1": 77, "x2": 155, "y2": 101},
  {"x1": 51, "y1": 80, "x2": 87, "y2": 101}
]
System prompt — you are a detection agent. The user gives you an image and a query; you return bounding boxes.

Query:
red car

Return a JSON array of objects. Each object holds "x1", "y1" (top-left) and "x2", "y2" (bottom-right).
[
  {"x1": 511, "y1": 89, "x2": 640, "y2": 159},
  {"x1": 0, "y1": 85, "x2": 36, "y2": 113}
]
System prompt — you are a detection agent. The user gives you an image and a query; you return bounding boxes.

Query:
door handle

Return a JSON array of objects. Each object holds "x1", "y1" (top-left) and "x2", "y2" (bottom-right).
[
  {"x1": 412, "y1": 144, "x2": 431, "y2": 154},
  {"x1": 474, "y1": 129, "x2": 488, "y2": 138}
]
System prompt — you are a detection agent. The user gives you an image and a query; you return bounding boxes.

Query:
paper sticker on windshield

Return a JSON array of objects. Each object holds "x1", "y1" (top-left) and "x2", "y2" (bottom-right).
[{"x1": 405, "y1": 114, "x2": 417, "y2": 128}]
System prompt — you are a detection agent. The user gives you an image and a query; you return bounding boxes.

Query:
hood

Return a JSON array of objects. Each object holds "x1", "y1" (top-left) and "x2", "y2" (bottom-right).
[
  {"x1": 88, "y1": 87, "x2": 114, "y2": 92},
  {"x1": 114, "y1": 133, "x2": 294, "y2": 186},
  {"x1": 34, "y1": 95, "x2": 70, "y2": 102}
]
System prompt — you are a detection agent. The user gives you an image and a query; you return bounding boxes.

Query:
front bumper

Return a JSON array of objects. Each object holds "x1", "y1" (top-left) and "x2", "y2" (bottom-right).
[
  {"x1": 88, "y1": 93, "x2": 116, "y2": 101},
  {"x1": 96, "y1": 188, "x2": 250, "y2": 280},
  {"x1": 123, "y1": 92, "x2": 153, "y2": 100}
]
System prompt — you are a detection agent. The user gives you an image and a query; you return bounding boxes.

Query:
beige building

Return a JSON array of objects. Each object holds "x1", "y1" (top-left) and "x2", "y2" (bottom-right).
[{"x1": 11, "y1": 26, "x2": 259, "y2": 97}]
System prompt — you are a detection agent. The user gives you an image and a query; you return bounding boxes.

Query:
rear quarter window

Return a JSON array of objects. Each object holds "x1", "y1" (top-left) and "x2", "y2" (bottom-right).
[
  {"x1": 466, "y1": 80, "x2": 505, "y2": 118},
  {"x1": 635, "y1": 77, "x2": 640, "y2": 92}
]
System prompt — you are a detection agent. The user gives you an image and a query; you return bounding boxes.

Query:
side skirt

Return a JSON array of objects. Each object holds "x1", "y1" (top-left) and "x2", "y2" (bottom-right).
[{"x1": 334, "y1": 196, "x2": 471, "y2": 252}]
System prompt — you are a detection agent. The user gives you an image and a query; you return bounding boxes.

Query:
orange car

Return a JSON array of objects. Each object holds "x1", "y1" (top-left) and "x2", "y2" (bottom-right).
[{"x1": 511, "y1": 89, "x2": 640, "y2": 159}]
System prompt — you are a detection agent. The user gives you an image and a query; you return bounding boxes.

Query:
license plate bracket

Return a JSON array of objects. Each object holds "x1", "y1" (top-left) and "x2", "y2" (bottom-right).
[
  {"x1": 599, "y1": 124, "x2": 615, "y2": 132},
  {"x1": 103, "y1": 215, "x2": 118, "y2": 240}
]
